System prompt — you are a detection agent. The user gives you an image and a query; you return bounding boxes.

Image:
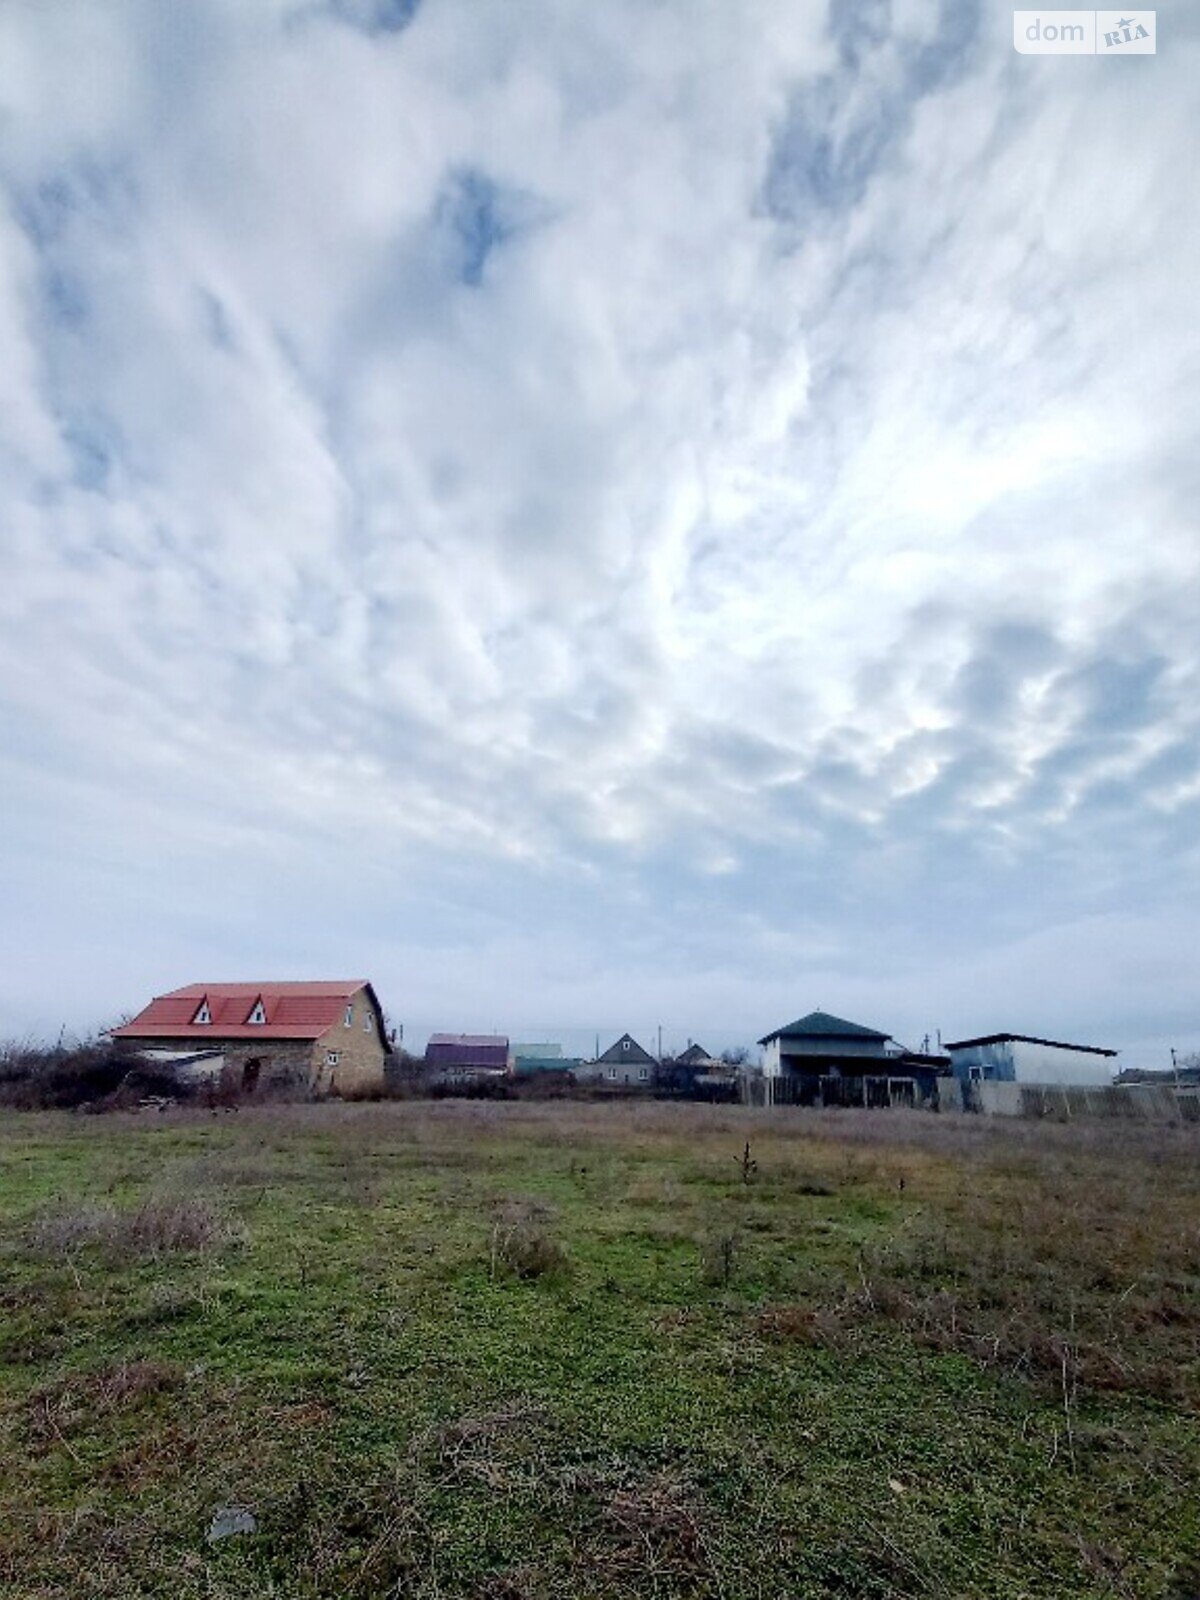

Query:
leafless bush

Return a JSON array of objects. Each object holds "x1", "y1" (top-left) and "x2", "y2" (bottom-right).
[
  {"x1": 699, "y1": 1228, "x2": 739, "y2": 1287},
  {"x1": 25, "y1": 1202, "x2": 114, "y2": 1257},
  {"x1": 25, "y1": 1192, "x2": 228, "y2": 1264},
  {"x1": 0, "y1": 1036, "x2": 188, "y2": 1110},
  {"x1": 489, "y1": 1197, "x2": 567, "y2": 1280}
]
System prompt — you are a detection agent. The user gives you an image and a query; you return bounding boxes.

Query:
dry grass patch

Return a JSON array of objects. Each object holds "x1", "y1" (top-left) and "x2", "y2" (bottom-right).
[
  {"x1": 24, "y1": 1192, "x2": 229, "y2": 1264},
  {"x1": 488, "y1": 1197, "x2": 568, "y2": 1280},
  {"x1": 598, "y1": 1471, "x2": 712, "y2": 1587},
  {"x1": 698, "y1": 1228, "x2": 739, "y2": 1288},
  {"x1": 27, "y1": 1358, "x2": 186, "y2": 1451},
  {"x1": 414, "y1": 1399, "x2": 557, "y2": 1491},
  {"x1": 753, "y1": 1177, "x2": 1200, "y2": 1408}
]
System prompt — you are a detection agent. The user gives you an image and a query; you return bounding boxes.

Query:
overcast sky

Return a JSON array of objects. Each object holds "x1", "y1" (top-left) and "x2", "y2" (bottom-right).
[{"x1": 1, "y1": 0, "x2": 1197, "y2": 1064}]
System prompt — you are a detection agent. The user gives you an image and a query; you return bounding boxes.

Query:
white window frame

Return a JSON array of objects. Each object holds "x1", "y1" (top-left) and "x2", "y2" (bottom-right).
[
  {"x1": 344, "y1": 1004, "x2": 353, "y2": 1028},
  {"x1": 638, "y1": 1065, "x2": 649, "y2": 1081},
  {"x1": 326, "y1": 1050, "x2": 341, "y2": 1066},
  {"x1": 607, "y1": 1065, "x2": 617, "y2": 1080},
  {"x1": 247, "y1": 1000, "x2": 267, "y2": 1025},
  {"x1": 621, "y1": 1039, "x2": 630, "y2": 1052},
  {"x1": 193, "y1": 1000, "x2": 211, "y2": 1025}
]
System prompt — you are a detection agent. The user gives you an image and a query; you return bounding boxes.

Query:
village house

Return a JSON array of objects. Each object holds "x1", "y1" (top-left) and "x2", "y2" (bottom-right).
[
  {"x1": 657, "y1": 1043, "x2": 740, "y2": 1102},
  {"x1": 111, "y1": 980, "x2": 390, "y2": 1097},
  {"x1": 573, "y1": 1032, "x2": 657, "y2": 1090},
  {"x1": 677, "y1": 1042, "x2": 718, "y2": 1070},
  {"x1": 424, "y1": 1033, "x2": 509, "y2": 1087},
  {"x1": 758, "y1": 1010, "x2": 949, "y2": 1108}
]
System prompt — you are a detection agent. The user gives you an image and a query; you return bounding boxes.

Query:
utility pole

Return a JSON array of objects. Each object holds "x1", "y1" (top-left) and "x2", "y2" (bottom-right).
[
  {"x1": 1171, "y1": 1047, "x2": 1181, "y2": 1091},
  {"x1": 657, "y1": 1023, "x2": 662, "y2": 1062}
]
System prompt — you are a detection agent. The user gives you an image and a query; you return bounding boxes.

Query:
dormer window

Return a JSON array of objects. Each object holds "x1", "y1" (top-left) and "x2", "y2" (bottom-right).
[
  {"x1": 192, "y1": 1000, "x2": 211, "y2": 1026},
  {"x1": 344, "y1": 1004, "x2": 353, "y2": 1028},
  {"x1": 247, "y1": 999, "x2": 267, "y2": 1025}
]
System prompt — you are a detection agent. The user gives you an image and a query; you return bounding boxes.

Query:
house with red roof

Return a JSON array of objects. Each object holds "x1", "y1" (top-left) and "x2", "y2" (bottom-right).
[{"x1": 111, "y1": 980, "x2": 390, "y2": 1097}]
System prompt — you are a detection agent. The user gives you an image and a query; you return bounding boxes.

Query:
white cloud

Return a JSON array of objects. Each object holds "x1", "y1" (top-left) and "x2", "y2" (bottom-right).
[{"x1": 0, "y1": 0, "x2": 1198, "y2": 1060}]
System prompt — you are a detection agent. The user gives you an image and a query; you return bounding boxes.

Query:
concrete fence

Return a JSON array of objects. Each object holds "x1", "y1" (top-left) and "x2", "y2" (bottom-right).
[
  {"x1": 952, "y1": 1080, "x2": 1199, "y2": 1122},
  {"x1": 744, "y1": 1074, "x2": 1199, "y2": 1123}
]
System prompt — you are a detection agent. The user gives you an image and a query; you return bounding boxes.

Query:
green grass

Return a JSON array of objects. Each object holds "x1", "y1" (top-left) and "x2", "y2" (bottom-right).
[{"x1": 0, "y1": 1100, "x2": 1197, "y2": 1598}]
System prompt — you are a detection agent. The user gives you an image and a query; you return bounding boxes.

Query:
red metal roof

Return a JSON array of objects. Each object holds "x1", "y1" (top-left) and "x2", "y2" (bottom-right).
[{"x1": 112, "y1": 981, "x2": 375, "y2": 1042}]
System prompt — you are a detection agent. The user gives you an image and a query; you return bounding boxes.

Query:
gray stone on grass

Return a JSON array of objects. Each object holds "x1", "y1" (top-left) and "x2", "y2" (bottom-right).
[{"x1": 208, "y1": 1505, "x2": 256, "y2": 1542}]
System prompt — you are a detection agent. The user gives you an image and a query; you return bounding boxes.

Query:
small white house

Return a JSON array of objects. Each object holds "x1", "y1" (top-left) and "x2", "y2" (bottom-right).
[{"x1": 945, "y1": 1032, "x2": 1117, "y2": 1089}]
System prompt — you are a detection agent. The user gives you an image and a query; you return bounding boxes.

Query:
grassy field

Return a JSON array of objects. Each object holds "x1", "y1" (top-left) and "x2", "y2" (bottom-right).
[{"x1": 0, "y1": 1101, "x2": 1197, "y2": 1599}]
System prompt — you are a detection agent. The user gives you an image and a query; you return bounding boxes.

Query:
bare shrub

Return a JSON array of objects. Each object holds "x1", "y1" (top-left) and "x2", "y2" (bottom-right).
[
  {"x1": 25, "y1": 1192, "x2": 227, "y2": 1264},
  {"x1": 699, "y1": 1229, "x2": 739, "y2": 1287},
  {"x1": 489, "y1": 1197, "x2": 567, "y2": 1280},
  {"x1": 336, "y1": 1079, "x2": 389, "y2": 1103},
  {"x1": 25, "y1": 1203, "x2": 114, "y2": 1257},
  {"x1": 0, "y1": 1036, "x2": 190, "y2": 1110},
  {"x1": 125, "y1": 1193, "x2": 226, "y2": 1256}
]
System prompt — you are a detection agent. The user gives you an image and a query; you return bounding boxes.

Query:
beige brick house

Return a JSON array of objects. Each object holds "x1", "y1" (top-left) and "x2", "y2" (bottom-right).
[{"x1": 112, "y1": 980, "x2": 390, "y2": 1097}]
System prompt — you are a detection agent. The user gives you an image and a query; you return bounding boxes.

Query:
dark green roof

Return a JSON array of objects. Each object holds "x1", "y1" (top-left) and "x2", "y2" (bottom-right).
[{"x1": 758, "y1": 1011, "x2": 889, "y2": 1046}]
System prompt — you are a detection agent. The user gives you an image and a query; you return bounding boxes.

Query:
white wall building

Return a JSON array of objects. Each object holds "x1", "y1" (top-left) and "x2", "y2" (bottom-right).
[{"x1": 946, "y1": 1032, "x2": 1117, "y2": 1089}]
